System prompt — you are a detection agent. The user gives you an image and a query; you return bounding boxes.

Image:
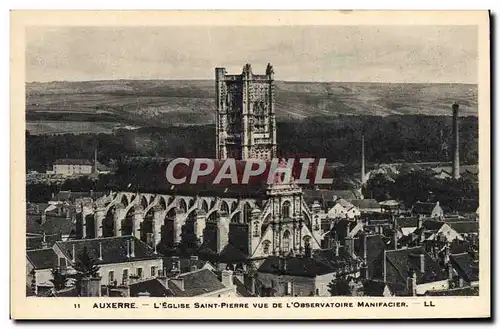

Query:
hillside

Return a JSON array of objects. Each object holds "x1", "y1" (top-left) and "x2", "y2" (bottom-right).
[{"x1": 26, "y1": 80, "x2": 477, "y2": 134}]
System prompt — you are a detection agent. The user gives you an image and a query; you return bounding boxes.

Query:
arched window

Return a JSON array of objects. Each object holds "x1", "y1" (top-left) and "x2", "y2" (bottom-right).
[
  {"x1": 282, "y1": 201, "x2": 291, "y2": 219},
  {"x1": 283, "y1": 230, "x2": 291, "y2": 253},
  {"x1": 253, "y1": 221, "x2": 260, "y2": 237},
  {"x1": 243, "y1": 203, "x2": 252, "y2": 223},
  {"x1": 262, "y1": 240, "x2": 271, "y2": 255},
  {"x1": 303, "y1": 235, "x2": 311, "y2": 245},
  {"x1": 221, "y1": 201, "x2": 230, "y2": 215}
]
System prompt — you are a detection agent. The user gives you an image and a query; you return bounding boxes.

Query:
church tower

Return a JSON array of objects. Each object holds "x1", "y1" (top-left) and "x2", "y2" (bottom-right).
[{"x1": 215, "y1": 63, "x2": 277, "y2": 160}]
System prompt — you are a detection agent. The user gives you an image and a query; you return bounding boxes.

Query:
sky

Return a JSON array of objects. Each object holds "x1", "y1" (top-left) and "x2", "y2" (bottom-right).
[{"x1": 26, "y1": 26, "x2": 477, "y2": 83}]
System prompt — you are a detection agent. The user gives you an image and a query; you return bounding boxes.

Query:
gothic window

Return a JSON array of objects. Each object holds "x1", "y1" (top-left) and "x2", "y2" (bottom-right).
[
  {"x1": 283, "y1": 230, "x2": 291, "y2": 253},
  {"x1": 253, "y1": 221, "x2": 260, "y2": 237},
  {"x1": 221, "y1": 201, "x2": 230, "y2": 215},
  {"x1": 282, "y1": 201, "x2": 291, "y2": 219},
  {"x1": 243, "y1": 203, "x2": 252, "y2": 224},
  {"x1": 262, "y1": 240, "x2": 271, "y2": 255}
]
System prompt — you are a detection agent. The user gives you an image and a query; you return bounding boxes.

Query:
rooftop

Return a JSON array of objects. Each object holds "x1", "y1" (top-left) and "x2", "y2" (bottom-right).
[
  {"x1": 27, "y1": 248, "x2": 59, "y2": 270},
  {"x1": 168, "y1": 268, "x2": 227, "y2": 297},
  {"x1": 55, "y1": 236, "x2": 162, "y2": 265}
]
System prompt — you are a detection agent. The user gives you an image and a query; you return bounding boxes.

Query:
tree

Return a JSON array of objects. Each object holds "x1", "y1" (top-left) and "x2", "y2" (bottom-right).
[
  {"x1": 50, "y1": 267, "x2": 69, "y2": 291},
  {"x1": 327, "y1": 273, "x2": 353, "y2": 296},
  {"x1": 363, "y1": 173, "x2": 394, "y2": 201},
  {"x1": 71, "y1": 246, "x2": 100, "y2": 295}
]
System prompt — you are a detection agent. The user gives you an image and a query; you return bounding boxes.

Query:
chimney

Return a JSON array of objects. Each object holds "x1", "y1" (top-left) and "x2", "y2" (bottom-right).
[
  {"x1": 221, "y1": 269, "x2": 234, "y2": 288},
  {"x1": 130, "y1": 239, "x2": 135, "y2": 258},
  {"x1": 170, "y1": 277, "x2": 185, "y2": 291},
  {"x1": 126, "y1": 240, "x2": 130, "y2": 258},
  {"x1": 41, "y1": 232, "x2": 48, "y2": 249},
  {"x1": 361, "y1": 233, "x2": 368, "y2": 263},
  {"x1": 417, "y1": 215, "x2": 423, "y2": 230},
  {"x1": 71, "y1": 244, "x2": 76, "y2": 263},
  {"x1": 41, "y1": 211, "x2": 47, "y2": 224},
  {"x1": 419, "y1": 253, "x2": 425, "y2": 273},
  {"x1": 408, "y1": 271, "x2": 417, "y2": 296},
  {"x1": 334, "y1": 240, "x2": 340, "y2": 257},
  {"x1": 452, "y1": 103, "x2": 460, "y2": 180},
  {"x1": 448, "y1": 261, "x2": 454, "y2": 286},
  {"x1": 344, "y1": 237, "x2": 355, "y2": 256},
  {"x1": 98, "y1": 242, "x2": 103, "y2": 261},
  {"x1": 361, "y1": 134, "x2": 366, "y2": 185}
]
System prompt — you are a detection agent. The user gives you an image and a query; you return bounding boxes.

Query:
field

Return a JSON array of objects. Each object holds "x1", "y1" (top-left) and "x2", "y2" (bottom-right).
[{"x1": 26, "y1": 80, "x2": 478, "y2": 134}]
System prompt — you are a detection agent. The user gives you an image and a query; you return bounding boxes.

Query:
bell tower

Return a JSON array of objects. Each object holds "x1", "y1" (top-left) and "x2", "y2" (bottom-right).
[{"x1": 215, "y1": 63, "x2": 277, "y2": 160}]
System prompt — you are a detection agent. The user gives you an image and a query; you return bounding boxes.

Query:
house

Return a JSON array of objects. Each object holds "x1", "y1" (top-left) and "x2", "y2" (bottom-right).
[
  {"x1": 449, "y1": 252, "x2": 479, "y2": 288},
  {"x1": 53, "y1": 236, "x2": 163, "y2": 287},
  {"x1": 256, "y1": 245, "x2": 359, "y2": 297},
  {"x1": 52, "y1": 159, "x2": 93, "y2": 177},
  {"x1": 26, "y1": 248, "x2": 61, "y2": 295},
  {"x1": 413, "y1": 220, "x2": 465, "y2": 244},
  {"x1": 327, "y1": 199, "x2": 360, "y2": 219},
  {"x1": 382, "y1": 246, "x2": 448, "y2": 296},
  {"x1": 350, "y1": 199, "x2": 381, "y2": 214},
  {"x1": 412, "y1": 201, "x2": 444, "y2": 219},
  {"x1": 167, "y1": 268, "x2": 237, "y2": 297}
]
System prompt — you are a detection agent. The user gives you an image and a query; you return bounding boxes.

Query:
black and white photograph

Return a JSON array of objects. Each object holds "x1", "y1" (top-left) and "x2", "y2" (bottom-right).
[{"x1": 10, "y1": 10, "x2": 490, "y2": 320}]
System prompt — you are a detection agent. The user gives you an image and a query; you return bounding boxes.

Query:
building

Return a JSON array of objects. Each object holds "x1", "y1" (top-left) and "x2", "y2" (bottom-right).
[
  {"x1": 327, "y1": 199, "x2": 360, "y2": 219},
  {"x1": 51, "y1": 159, "x2": 94, "y2": 177},
  {"x1": 215, "y1": 63, "x2": 277, "y2": 161},
  {"x1": 350, "y1": 199, "x2": 381, "y2": 214},
  {"x1": 412, "y1": 201, "x2": 444, "y2": 219},
  {"x1": 257, "y1": 246, "x2": 360, "y2": 297},
  {"x1": 53, "y1": 236, "x2": 163, "y2": 287}
]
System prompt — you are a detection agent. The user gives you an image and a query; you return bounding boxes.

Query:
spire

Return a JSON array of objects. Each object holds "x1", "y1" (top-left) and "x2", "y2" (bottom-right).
[{"x1": 361, "y1": 134, "x2": 366, "y2": 185}]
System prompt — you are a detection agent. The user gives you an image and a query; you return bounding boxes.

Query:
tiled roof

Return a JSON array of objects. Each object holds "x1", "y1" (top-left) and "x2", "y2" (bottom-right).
[
  {"x1": 55, "y1": 236, "x2": 162, "y2": 265},
  {"x1": 258, "y1": 256, "x2": 335, "y2": 278},
  {"x1": 26, "y1": 215, "x2": 43, "y2": 234},
  {"x1": 396, "y1": 218, "x2": 419, "y2": 228},
  {"x1": 362, "y1": 280, "x2": 389, "y2": 296},
  {"x1": 54, "y1": 159, "x2": 93, "y2": 165},
  {"x1": 41, "y1": 216, "x2": 76, "y2": 236},
  {"x1": 413, "y1": 202, "x2": 438, "y2": 215},
  {"x1": 450, "y1": 253, "x2": 479, "y2": 282},
  {"x1": 129, "y1": 278, "x2": 173, "y2": 297},
  {"x1": 350, "y1": 199, "x2": 380, "y2": 210},
  {"x1": 422, "y1": 220, "x2": 445, "y2": 231},
  {"x1": 448, "y1": 221, "x2": 479, "y2": 234},
  {"x1": 169, "y1": 269, "x2": 226, "y2": 297},
  {"x1": 233, "y1": 276, "x2": 255, "y2": 297},
  {"x1": 27, "y1": 248, "x2": 59, "y2": 270},
  {"x1": 354, "y1": 234, "x2": 386, "y2": 279},
  {"x1": 385, "y1": 246, "x2": 447, "y2": 295}
]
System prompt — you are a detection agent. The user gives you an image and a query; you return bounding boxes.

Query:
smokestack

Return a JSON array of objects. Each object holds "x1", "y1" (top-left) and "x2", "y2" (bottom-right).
[
  {"x1": 94, "y1": 148, "x2": 98, "y2": 174},
  {"x1": 361, "y1": 134, "x2": 366, "y2": 185},
  {"x1": 452, "y1": 103, "x2": 460, "y2": 179},
  {"x1": 99, "y1": 242, "x2": 103, "y2": 261}
]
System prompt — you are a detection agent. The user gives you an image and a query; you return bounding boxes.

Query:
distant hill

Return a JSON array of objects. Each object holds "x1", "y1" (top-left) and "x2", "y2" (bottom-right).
[{"x1": 26, "y1": 80, "x2": 478, "y2": 132}]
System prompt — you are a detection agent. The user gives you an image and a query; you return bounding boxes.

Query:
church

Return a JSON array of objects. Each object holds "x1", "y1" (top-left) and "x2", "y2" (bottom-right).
[{"x1": 74, "y1": 64, "x2": 332, "y2": 268}]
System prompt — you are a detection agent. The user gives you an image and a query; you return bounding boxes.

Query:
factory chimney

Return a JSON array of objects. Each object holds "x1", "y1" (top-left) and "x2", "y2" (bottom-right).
[
  {"x1": 452, "y1": 103, "x2": 460, "y2": 180},
  {"x1": 361, "y1": 134, "x2": 366, "y2": 185}
]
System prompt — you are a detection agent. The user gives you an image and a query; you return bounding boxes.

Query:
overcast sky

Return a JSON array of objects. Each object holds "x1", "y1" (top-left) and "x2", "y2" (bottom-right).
[{"x1": 26, "y1": 26, "x2": 477, "y2": 83}]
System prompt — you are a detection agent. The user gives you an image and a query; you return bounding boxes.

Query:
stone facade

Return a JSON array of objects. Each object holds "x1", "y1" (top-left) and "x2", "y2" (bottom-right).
[{"x1": 215, "y1": 63, "x2": 277, "y2": 161}]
